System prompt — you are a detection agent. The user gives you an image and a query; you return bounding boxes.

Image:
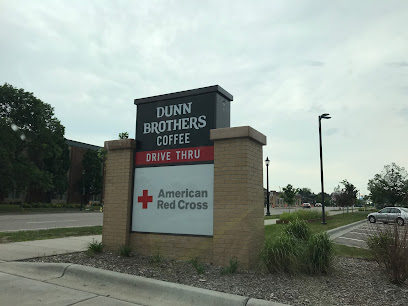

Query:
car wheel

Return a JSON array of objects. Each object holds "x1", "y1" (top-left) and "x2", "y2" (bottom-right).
[
  {"x1": 368, "y1": 216, "x2": 376, "y2": 223},
  {"x1": 397, "y1": 218, "x2": 404, "y2": 226}
]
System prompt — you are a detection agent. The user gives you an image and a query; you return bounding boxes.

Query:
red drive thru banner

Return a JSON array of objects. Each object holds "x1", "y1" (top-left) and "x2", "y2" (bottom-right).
[
  {"x1": 133, "y1": 86, "x2": 233, "y2": 236},
  {"x1": 135, "y1": 146, "x2": 214, "y2": 166}
]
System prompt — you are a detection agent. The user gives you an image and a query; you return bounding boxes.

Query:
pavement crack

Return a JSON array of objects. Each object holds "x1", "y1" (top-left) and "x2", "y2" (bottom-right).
[
  {"x1": 65, "y1": 295, "x2": 98, "y2": 306},
  {"x1": 48, "y1": 263, "x2": 74, "y2": 280}
]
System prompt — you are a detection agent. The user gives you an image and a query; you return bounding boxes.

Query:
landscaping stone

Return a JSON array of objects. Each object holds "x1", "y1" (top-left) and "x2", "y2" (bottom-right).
[{"x1": 24, "y1": 251, "x2": 408, "y2": 305}]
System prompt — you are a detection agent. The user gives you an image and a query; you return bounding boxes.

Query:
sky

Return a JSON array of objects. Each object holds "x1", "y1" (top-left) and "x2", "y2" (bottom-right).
[{"x1": 1, "y1": 0, "x2": 407, "y2": 196}]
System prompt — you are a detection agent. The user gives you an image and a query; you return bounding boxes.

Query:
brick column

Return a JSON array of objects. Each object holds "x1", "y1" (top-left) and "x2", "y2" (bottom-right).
[
  {"x1": 210, "y1": 126, "x2": 266, "y2": 269},
  {"x1": 102, "y1": 139, "x2": 136, "y2": 250}
]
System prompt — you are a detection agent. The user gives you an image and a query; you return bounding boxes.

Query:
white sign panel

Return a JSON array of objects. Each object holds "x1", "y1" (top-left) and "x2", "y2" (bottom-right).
[{"x1": 132, "y1": 164, "x2": 214, "y2": 236}]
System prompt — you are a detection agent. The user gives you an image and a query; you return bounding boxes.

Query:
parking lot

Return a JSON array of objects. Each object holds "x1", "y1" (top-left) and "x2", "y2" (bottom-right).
[{"x1": 333, "y1": 221, "x2": 408, "y2": 249}]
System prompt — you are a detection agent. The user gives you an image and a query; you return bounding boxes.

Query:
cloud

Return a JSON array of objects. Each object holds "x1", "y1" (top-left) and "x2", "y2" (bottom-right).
[
  {"x1": 1, "y1": 0, "x2": 408, "y2": 195},
  {"x1": 324, "y1": 128, "x2": 338, "y2": 136},
  {"x1": 305, "y1": 60, "x2": 325, "y2": 67},
  {"x1": 388, "y1": 62, "x2": 408, "y2": 68},
  {"x1": 399, "y1": 107, "x2": 408, "y2": 119}
]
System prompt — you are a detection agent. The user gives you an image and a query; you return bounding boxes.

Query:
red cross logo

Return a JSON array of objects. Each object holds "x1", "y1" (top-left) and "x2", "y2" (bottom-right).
[{"x1": 138, "y1": 190, "x2": 153, "y2": 209}]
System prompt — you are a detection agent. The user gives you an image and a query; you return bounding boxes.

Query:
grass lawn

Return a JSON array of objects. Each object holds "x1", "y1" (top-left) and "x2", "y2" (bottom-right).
[
  {"x1": 0, "y1": 226, "x2": 103, "y2": 243},
  {"x1": 264, "y1": 214, "x2": 280, "y2": 220},
  {"x1": 0, "y1": 206, "x2": 102, "y2": 214},
  {"x1": 265, "y1": 211, "x2": 372, "y2": 259},
  {"x1": 307, "y1": 211, "x2": 368, "y2": 233},
  {"x1": 265, "y1": 222, "x2": 286, "y2": 238},
  {"x1": 265, "y1": 211, "x2": 368, "y2": 238},
  {"x1": 333, "y1": 244, "x2": 373, "y2": 259}
]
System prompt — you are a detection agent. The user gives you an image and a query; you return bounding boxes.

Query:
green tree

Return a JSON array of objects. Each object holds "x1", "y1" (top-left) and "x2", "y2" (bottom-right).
[
  {"x1": 119, "y1": 132, "x2": 129, "y2": 139},
  {"x1": 316, "y1": 192, "x2": 331, "y2": 205},
  {"x1": 82, "y1": 149, "x2": 103, "y2": 199},
  {"x1": 298, "y1": 188, "x2": 316, "y2": 204},
  {"x1": 282, "y1": 184, "x2": 298, "y2": 211},
  {"x1": 0, "y1": 83, "x2": 70, "y2": 202},
  {"x1": 333, "y1": 180, "x2": 358, "y2": 211},
  {"x1": 368, "y1": 163, "x2": 408, "y2": 209}
]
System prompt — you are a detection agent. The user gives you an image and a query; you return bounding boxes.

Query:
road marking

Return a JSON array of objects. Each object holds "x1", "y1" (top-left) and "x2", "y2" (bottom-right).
[
  {"x1": 349, "y1": 231, "x2": 373, "y2": 236},
  {"x1": 27, "y1": 221, "x2": 57, "y2": 224},
  {"x1": 337, "y1": 237, "x2": 365, "y2": 243}
]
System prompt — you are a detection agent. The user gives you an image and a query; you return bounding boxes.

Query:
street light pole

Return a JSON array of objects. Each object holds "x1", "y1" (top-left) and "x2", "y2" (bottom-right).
[
  {"x1": 319, "y1": 113, "x2": 331, "y2": 225},
  {"x1": 265, "y1": 157, "x2": 271, "y2": 216}
]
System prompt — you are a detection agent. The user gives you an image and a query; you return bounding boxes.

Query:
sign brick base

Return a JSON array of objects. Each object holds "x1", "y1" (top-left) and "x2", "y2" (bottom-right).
[{"x1": 102, "y1": 126, "x2": 266, "y2": 269}]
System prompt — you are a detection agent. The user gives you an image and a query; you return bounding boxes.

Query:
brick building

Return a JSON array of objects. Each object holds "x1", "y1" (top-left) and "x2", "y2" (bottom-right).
[
  {"x1": 64, "y1": 139, "x2": 101, "y2": 204},
  {"x1": 3, "y1": 139, "x2": 101, "y2": 204},
  {"x1": 265, "y1": 190, "x2": 302, "y2": 208}
]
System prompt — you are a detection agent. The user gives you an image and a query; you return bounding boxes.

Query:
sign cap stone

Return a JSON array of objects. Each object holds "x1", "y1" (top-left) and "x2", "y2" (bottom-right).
[
  {"x1": 134, "y1": 85, "x2": 233, "y2": 105},
  {"x1": 210, "y1": 126, "x2": 267, "y2": 145}
]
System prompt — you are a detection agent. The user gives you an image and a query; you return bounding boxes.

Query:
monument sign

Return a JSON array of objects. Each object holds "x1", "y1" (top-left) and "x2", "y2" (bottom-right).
[{"x1": 132, "y1": 85, "x2": 233, "y2": 236}]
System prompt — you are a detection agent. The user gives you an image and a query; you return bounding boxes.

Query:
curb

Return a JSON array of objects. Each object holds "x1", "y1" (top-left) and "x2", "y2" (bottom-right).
[
  {"x1": 0, "y1": 262, "x2": 69, "y2": 281},
  {"x1": 0, "y1": 262, "x2": 288, "y2": 306},
  {"x1": 326, "y1": 219, "x2": 367, "y2": 239}
]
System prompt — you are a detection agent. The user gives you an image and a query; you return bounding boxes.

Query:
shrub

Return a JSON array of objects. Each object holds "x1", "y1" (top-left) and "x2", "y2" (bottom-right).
[
  {"x1": 366, "y1": 224, "x2": 408, "y2": 284},
  {"x1": 221, "y1": 257, "x2": 239, "y2": 275},
  {"x1": 23, "y1": 202, "x2": 51, "y2": 208},
  {"x1": 62, "y1": 203, "x2": 80, "y2": 208},
  {"x1": 305, "y1": 232, "x2": 334, "y2": 274},
  {"x1": 0, "y1": 202, "x2": 84, "y2": 209},
  {"x1": 149, "y1": 251, "x2": 162, "y2": 263},
  {"x1": 261, "y1": 234, "x2": 302, "y2": 273},
  {"x1": 280, "y1": 210, "x2": 324, "y2": 223},
  {"x1": 285, "y1": 219, "x2": 311, "y2": 240},
  {"x1": 262, "y1": 221, "x2": 334, "y2": 275},
  {"x1": 119, "y1": 245, "x2": 132, "y2": 257},
  {"x1": 0, "y1": 204, "x2": 22, "y2": 212},
  {"x1": 191, "y1": 257, "x2": 205, "y2": 274},
  {"x1": 87, "y1": 240, "x2": 103, "y2": 255},
  {"x1": 358, "y1": 207, "x2": 376, "y2": 212}
]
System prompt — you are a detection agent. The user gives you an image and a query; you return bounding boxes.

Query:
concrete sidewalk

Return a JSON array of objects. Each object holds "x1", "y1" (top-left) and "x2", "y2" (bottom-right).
[
  {"x1": 0, "y1": 262, "x2": 285, "y2": 306},
  {"x1": 0, "y1": 235, "x2": 102, "y2": 261},
  {"x1": 264, "y1": 219, "x2": 278, "y2": 225},
  {"x1": 0, "y1": 235, "x2": 285, "y2": 305}
]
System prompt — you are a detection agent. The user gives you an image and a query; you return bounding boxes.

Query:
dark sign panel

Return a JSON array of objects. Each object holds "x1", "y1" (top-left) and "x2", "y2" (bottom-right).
[{"x1": 134, "y1": 85, "x2": 233, "y2": 167}]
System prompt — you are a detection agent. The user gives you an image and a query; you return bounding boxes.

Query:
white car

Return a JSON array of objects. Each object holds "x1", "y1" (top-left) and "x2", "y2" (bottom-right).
[
  {"x1": 368, "y1": 207, "x2": 408, "y2": 226},
  {"x1": 315, "y1": 203, "x2": 322, "y2": 207}
]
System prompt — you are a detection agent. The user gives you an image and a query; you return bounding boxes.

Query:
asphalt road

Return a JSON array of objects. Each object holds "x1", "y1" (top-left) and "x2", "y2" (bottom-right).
[
  {"x1": 0, "y1": 212, "x2": 103, "y2": 232},
  {"x1": 333, "y1": 222, "x2": 370, "y2": 249},
  {"x1": 333, "y1": 221, "x2": 408, "y2": 249}
]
